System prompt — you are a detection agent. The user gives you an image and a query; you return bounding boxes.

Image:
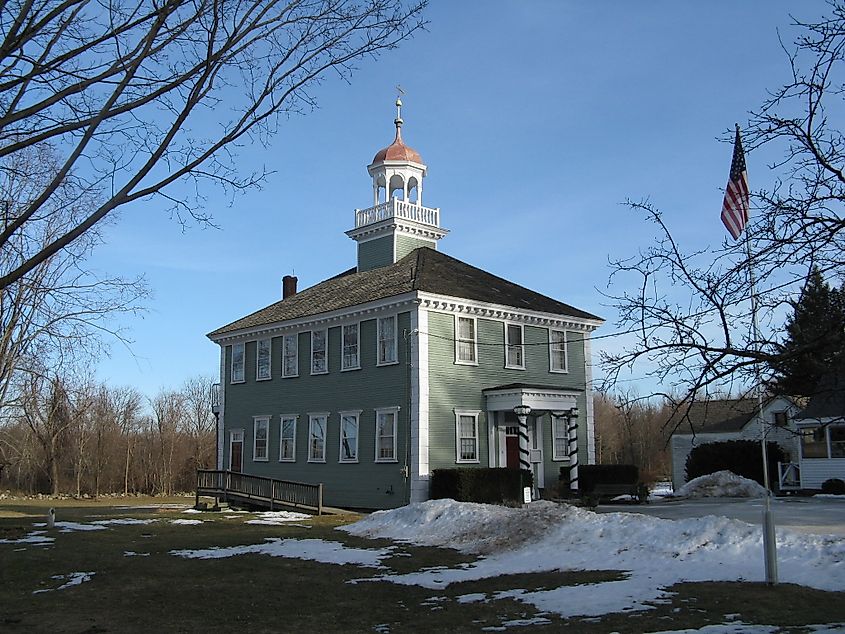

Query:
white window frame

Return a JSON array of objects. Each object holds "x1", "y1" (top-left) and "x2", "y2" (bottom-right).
[
  {"x1": 256, "y1": 338, "x2": 272, "y2": 381},
  {"x1": 282, "y1": 333, "x2": 299, "y2": 378},
  {"x1": 375, "y1": 407, "x2": 400, "y2": 463},
  {"x1": 253, "y1": 416, "x2": 269, "y2": 462},
  {"x1": 231, "y1": 342, "x2": 245, "y2": 383},
  {"x1": 229, "y1": 428, "x2": 244, "y2": 471},
  {"x1": 311, "y1": 329, "x2": 328, "y2": 375},
  {"x1": 549, "y1": 329, "x2": 568, "y2": 373},
  {"x1": 552, "y1": 415, "x2": 569, "y2": 461},
  {"x1": 338, "y1": 410, "x2": 362, "y2": 463},
  {"x1": 455, "y1": 315, "x2": 478, "y2": 365},
  {"x1": 279, "y1": 414, "x2": 298, "y2": 462},
  {"x1": 342, "y1": 323, "x2": 361, "y2": 371},
  {"x1": 505, "y1": 323, "x2": 525, "y2": 370},
  {"x1": 454, "y1": 410, "x2": 481, "y2": 464},
  {"x1": 377, "y1": 315, "x2": 398, "y2": 366},
  {"x1": 308, "y1": 413, "x2": 328, "y2": 463}
]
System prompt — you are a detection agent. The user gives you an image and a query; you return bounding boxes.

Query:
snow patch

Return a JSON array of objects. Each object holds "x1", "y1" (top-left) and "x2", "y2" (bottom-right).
[
  {"x1": 674, "y1": 471, "x2": 768, "y2": 498},
  {"x1": 33, "y1": 572, "x2": 95, "y2": 594},
  {"x1": 33, "y1": 521, "x2": 107, "y2": 532},
  {"x1": 124, "y1": 551, "x2": 150, "y2": 557},
  {"x1": 91, "y1": 518, "x2": 157, "y2": 526},
  {"x1": 170, "y1": 519, "x2": 204, "y2": 525},
  {"x1": 0, "y1": 530, "x2": 54, "y2": 545},
  {"x1": 246, "y1": 510, "x2": 311, "y2": 525},
  {"x1": 171, "y1": 537, "x2": 391, "y2": 567}
]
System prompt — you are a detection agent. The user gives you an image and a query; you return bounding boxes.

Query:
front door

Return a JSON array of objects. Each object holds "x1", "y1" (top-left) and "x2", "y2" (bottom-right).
[
  {"x1": 229, "y1": 430, "x2": 243, "y2": 473},
  {"x1": 505, "y1": 426, "x2": 519, "y2": 469}
]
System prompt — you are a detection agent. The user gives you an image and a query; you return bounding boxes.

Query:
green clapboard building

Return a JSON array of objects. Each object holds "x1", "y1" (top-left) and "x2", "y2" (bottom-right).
[{"x1": 208, "y1": 100, "x2": 604, "y2": 510}]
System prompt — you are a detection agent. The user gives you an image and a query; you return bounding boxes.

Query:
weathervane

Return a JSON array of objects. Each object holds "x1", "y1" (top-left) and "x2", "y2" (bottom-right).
[{"x1": 394, "y1": 85, "x2": 405, "y2": 128}]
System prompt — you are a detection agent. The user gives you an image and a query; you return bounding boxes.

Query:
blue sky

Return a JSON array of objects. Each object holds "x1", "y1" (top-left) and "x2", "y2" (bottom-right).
[{"x1": 88, "y1": 0, "x2": 828, "y2": 398}]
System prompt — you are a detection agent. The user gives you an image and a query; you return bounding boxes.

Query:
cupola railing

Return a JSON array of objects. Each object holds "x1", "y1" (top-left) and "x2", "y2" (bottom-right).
[{"x1": 355, "y1": 197, "x2": 440, "y2": 229}]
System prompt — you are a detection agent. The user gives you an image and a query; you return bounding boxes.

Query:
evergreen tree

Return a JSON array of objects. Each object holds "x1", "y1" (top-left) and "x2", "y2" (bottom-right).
[{"x1": 769, "y1": 269, "x2": 845, "y2": 397}]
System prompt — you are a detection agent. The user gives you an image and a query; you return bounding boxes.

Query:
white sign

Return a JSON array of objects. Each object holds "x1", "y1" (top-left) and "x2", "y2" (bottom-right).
[{"x1": 523, "y1": 487, "x2": 532, "y2": 504}]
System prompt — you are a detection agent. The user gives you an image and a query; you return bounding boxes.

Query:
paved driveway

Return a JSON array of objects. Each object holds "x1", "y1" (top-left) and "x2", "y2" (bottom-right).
[{"x1": 596, "y1": 496, "x2": 845, "y2": 536}]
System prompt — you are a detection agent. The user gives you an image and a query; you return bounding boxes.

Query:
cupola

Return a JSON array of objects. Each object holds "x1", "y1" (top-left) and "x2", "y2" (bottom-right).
[{"x1": 346, "y1": 98, "x2": 447, "y2": 272}]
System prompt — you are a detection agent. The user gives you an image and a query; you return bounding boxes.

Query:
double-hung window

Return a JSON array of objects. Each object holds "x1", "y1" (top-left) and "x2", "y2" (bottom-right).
[
  {"x1": 377, "y1": 316, "x2": 397, "y2": 365},
  {"x1": 282, "y1": 333, "x2": 298, "y2": 378},
  {"x1": 311, "y1": 329, "x2": 328, "y2": 374},
  {"x1": 339, "y1": 410, "x2": 361, "y2": 463},
  {"x1": 375, "y1": 407, "x2": 399, "y2": 462},
  {"x1": 552, "y1": 415, "x2": 569, "y2": 461},
  {"x1": 256, "y1": 339, "x2": 271, "y2": 380},
  {"x1": 253, "y1": 416, "x2": 269, "y2": 461},
  {"x1": 231, "y1": 343, "x2": 245, "y2": 383},
  {"x1": 549, "y1": 329, "x2": 568, "y2": 373},
  {"x1": 308, "y1": 413, "x2": 328, "y2": 462},
  {"x1": 455, "y1": 410, "x2": 480, "y2": 463},
  {"x1": 279, "y1": 415, "x2": 297, "y2": 462},
  {"x1": 455, "y1": 316, "x2": 477, "y2": 364},
  {"x1": 505, "y1": 324, "x2": 524, "y2": 369},
  {"x1": 342, "y1": 324, "x2": 360, "y2": 370}
]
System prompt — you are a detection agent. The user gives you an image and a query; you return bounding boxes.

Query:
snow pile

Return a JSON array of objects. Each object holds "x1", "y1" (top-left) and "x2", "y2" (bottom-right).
[
  {"x1": 674, "y1": 471, "x2": 768, "y2": 498},
  {"x1": 341, "y1": 499, "x2": 845, "y2": 618},
  {"x1": 246, "y1": 510, "x2": 311, "y2": 525}
]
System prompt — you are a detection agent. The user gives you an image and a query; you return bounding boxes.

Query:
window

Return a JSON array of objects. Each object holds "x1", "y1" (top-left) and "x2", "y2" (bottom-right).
[
  {"x1": 231, "y1": 342, "x2": 245, "y2": 383},
  {"x1": 256, "y1": 339, "x2": 271, "y2": 380},
  {"x1": 549, "y1": 329, "x2": 567, "y2": 373},
  {"x1": 308, "y1": 414, "x2": 328, "y2": 462},
  {"x1": 505, "y1": 324, "x2": 524, "y2": 369},
  {"x1": 773, "y1": 411, "x2": 788, "y2": 427},
  {"x1": 282, "y1": 333, "x2": 298, "y2": 377},
  {"x1": 455, "y1": 316, "x2": 477, "y2": 364},
  {"x1": 342, "y1": 324, "x2": 360, "y2": 370},
  {"x1": 455, "y1": 410, "x2": 480, "y2": 463},
  {"x1": 253, "y1": 416, "x2": 269, "y2": 461},
  {"x1": 831, "y1": 426, "x2": 845, "y2": 458},
  {"x1": 552, "y1": 415, "x2": 569, "y2": 461},
  {"x1": 339, "y1": 411, "x2": 361, "y2": 463},
  {"x1": 801, "y1": 426, "x2": 828, "y2": 459},
  {"x1": 375, "y1": 408, "x2": 399, "y2": 462},
  {"x1": 377, "y1": 316, "x2": 397, "y2": 365},
  {"x1": 311, "y1": 329, "x2": 328, "y2": 374},
  {"x1": 279, "y1": 415, "x2": 297, "y2": 462}
]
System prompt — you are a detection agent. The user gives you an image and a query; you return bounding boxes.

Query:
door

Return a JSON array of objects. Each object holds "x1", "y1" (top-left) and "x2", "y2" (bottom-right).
[
  {"x1": 229, "y1": 430, "x2": 244, "y2": 473},
  {"x1": 505, "y1": 426, "x2": 519, "y2": 469}
]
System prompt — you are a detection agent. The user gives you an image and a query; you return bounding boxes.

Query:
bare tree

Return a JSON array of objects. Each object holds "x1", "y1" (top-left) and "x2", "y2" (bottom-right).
[
  {"x1": 603, "y1": 3, "x2": 845, "y2": 429},
  {"x1": 150, "y1": 389, "x2": 186, "y2": 495},
  {"x1": 181, "y1": 375, "x2": 216, "y2": 471},
  {"x1": 0, "y1": 0, "x2": 426, "y2": 290}
]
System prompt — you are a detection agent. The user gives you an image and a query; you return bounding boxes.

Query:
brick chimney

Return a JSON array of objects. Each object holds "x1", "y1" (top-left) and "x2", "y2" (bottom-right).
[{"x1": 282, "y1": 275, "x2": 298, "y2": 299}]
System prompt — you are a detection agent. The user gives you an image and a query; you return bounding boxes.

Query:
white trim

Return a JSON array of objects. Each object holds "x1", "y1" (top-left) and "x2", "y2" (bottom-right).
[
  {"x1": 253, "y1": 416, "x2": 270, "y2": 461},
  {"x1": 230, "y1": 342, "x2": 245, "y2": 383},
  {"x1": 410, "y1": 308, "x2": 431, "y2": 503},
  {"x1": 455, "y1": 409, "x2": 481, "y2": 464},
  {"x1": 584, "y1": 332, "x2": 596, "y2": 465},
  {"x1": 375, "y1": 406, "x2": 400, "y2": 463},
  {"x1": 310, "y1": 329, "x2": 328, "y2": 375},
  {"x1": 377, "y1": 315, "x2": 399, "y2": 366},
  {"x1": 504, "y1": 322, "x2": 525, "y2": 370},
  {"x1": 548, "y1": 328, "x2": 569, "y2": 374},
  {"x1": 484, "y1": 386, "x2": 580, "y2": 412},
  {"x1": 454, "y1": 315, "x2": 478, "y2": 365},
  {"x1": 307, "y1": 413, "x2": 329, "y2": 463},
  {"x1": 209, "y1": 293, "x2": 418, "y2": 344},
  {"x1": 216, "y1": 346, "x2": 226, "y2": 470},
  {"x1": 345, "y1": 218, "x2": 449, "y2": 243},
  {"x1": 279, "y1": 414, "x2": 298, "y2": 462},
  {"x1": 228, "y1": 428, "x2": 244, "y2": 471},
  {"x1": 256, "y1": 338, "x2": 272, "y2": 381},
  {"x1": 487, "y1": 410, "x2": 498, "y2": 467},
  {"x1": 338, "y1": 410, "x2": 362, "y2": 463},
  {"x1": 282, "y1": 333, "x2": 299, "y2": 378},
  {"x1": 341, "y1": 322, "x2": 361, "y2": 371}
]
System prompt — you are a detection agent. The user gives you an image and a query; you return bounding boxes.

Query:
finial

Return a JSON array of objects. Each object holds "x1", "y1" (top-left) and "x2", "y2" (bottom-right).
[{"x1": 395, "y1": 85, "x2": 405, "y2": 130}]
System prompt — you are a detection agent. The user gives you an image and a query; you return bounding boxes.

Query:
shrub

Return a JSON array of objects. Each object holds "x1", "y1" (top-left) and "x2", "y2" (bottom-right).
[
  {"x1": 821, "y1": 478, "x2": 845, "y2": 495},
  {"x1": 430, "y1": 468, "x2": 533, "y2": 503},
  {"x1": 685, "y1": 440, "x2": 786, "y2": 487},
  {"x1": 577, "y1": 464, "x2": 639, "y2": 494}
]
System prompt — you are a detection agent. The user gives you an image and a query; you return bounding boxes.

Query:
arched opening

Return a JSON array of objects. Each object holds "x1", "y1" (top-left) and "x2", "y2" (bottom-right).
[
  {"x1": 407, "y1": 176, "x2": 419, "y2": 204},
  {"x1": 388, "y1": 174, "x2": 405, "y2": 200},
  {"x1": 375, "y1": 174, "x2": 387, "y2": 204}
]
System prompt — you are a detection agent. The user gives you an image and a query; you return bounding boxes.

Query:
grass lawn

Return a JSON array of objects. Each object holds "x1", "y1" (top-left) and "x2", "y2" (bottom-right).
[{"x1": 1, "y1": 497, "x2": 843, "y2": 633}]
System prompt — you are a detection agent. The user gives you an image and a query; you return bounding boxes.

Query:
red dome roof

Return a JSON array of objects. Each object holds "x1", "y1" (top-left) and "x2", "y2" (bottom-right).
[{"x1": 372, "y1": 127, "x2": 423, "y2": 164}]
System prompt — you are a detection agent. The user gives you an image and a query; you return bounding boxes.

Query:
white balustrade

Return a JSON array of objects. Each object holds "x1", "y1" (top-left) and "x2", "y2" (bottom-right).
[{"x1": 355, "y1": 198, "x2": 440, "y2": 228}]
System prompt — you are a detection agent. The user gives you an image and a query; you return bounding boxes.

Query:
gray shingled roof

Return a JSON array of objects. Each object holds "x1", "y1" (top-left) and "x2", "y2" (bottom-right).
[
  {"x1": 671, "y1": 398, "x2": 766, "y2": 435},
  {"x1": 208, "y1": 247, "x2": 602, "y2": 338}
]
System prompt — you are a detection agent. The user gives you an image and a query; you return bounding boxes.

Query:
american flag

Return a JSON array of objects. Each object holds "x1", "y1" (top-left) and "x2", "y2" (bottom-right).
[{"x1": 721, "y1": 126, "x2": 750, "y2": 240}]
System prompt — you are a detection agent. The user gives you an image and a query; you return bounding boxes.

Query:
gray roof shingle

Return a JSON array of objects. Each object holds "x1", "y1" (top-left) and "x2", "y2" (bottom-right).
[{"x1": 208, "y1": 247, "x2": 602, "y2": 338}]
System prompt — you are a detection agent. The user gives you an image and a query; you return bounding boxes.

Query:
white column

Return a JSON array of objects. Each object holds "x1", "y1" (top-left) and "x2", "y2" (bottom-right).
[{"x1": 568, "y1": 413, "x2": 579, "y2": 492}]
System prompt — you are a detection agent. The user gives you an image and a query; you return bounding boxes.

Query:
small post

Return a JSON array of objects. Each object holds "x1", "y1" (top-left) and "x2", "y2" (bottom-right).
[
  {"x1": 317, "y1": 483, "x2": 324, "y2": 516},
  {"x1": 47, "y1": 507, "x2": 55, "y2": 529}
]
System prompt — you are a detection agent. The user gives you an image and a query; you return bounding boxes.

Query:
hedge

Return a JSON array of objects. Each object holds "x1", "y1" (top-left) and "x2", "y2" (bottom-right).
[
  {"x1": 685, "y1": 440, "x2": 786, "y2": 487},
  {"x1": 430, "y1": 468, "x2": 533, "y2": 503}
]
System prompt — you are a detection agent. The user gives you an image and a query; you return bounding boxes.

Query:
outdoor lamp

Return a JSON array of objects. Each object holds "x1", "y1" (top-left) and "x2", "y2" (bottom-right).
[
  {"x1": 513, "y1": 404, "x2": 532, "y2": 418},
  {"x1": 569, "y1": 407, "x2": 579, "y2": 419}
]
